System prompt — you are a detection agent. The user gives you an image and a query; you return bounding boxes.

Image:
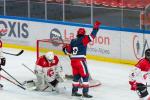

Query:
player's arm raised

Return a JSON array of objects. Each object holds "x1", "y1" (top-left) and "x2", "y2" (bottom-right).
[{"x1": 82, "y1": 21, "x2": 101, "y2": 46}]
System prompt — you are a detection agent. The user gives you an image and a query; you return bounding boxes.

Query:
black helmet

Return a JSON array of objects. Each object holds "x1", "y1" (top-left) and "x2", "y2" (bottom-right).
[{"x1": 145, "y1": 48, "x2": 150, "y2": 61}]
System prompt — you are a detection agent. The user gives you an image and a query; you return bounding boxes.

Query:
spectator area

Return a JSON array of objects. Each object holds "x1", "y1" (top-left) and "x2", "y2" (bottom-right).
[{"x1": 79, "y1": 0, "x2": 150, "y2": 9}]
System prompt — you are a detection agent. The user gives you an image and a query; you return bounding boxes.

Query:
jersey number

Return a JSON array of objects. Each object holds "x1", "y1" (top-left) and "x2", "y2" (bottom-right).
[{"x1": 73, "y1": 47, "x2": 78, "y2": 55}]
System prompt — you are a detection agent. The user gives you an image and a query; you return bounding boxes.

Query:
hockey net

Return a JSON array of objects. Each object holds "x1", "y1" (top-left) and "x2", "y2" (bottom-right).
[{"x1": 36, "y1": 39, "x2": 101, "y2": 88}]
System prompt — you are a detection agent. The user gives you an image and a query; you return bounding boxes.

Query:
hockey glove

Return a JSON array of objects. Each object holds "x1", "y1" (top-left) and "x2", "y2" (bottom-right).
[
  {"x1": 62, "y1": 44, "x2": 67, "y2": 55},
  {"x1": 0, "y1": 57, "x2": 6, "y2": 66},
  {"x1": 93, "y1": 21, "x2": 101, "y2": 30},
  {"x1": 129, "y1": 81, "x2": 137, "y2": 91},
  {"x1": 62, "y1": 44, "x2": 71, "y2": 55}
]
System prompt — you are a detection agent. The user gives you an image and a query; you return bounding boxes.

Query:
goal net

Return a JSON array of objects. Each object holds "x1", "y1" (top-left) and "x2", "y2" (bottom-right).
[{"x1": 36, "y1": 39, "x2": 101, "y2": 88}]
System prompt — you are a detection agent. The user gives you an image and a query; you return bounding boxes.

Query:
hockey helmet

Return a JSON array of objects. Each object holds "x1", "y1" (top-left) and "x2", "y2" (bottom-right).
[
  {"x1": 45, "y1": 51, "x2": 54, "y2": 61},
  {"x1": 77, "y1": 28, "x2": 86, "y2": 36},
  {"x1": 145, "y1": 48, "x2": 150, "y2": 61}
]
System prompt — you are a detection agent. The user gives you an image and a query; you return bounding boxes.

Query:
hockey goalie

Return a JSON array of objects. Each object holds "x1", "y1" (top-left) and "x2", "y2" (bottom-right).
[
  {"x1": 129, "y1": 49, "x2": 150, "y2": 100},
  {"x1": 24, "y1": 51, "x2": 65, "y2": 92}
]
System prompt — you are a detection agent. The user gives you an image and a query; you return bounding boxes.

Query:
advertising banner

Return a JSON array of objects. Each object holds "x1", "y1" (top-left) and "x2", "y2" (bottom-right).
[{"x1": 0, "y1": 17, "x2": 148, "y2": 63}]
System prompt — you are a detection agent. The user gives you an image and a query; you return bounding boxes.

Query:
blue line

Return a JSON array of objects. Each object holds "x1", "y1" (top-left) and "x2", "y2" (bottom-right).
[{"x1": 0, "y1": 15, "x2": 150, "y2": 34}]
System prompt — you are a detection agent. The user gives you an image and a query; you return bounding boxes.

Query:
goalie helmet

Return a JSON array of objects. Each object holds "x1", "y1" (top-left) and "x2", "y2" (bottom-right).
[
  {"x1": 145, "y1": 48, "x2": 150, "y2": 61},
  {"x1": 77, "y1": 28, "x2": 86, "y2": 36},
  {"x1": 45, "y1": 52, "x2": 54, "y2": 62}
]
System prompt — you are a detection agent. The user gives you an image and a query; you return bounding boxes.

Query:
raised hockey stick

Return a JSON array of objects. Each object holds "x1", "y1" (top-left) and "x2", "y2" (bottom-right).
[
  {"x1": 1, "y1": 68, "x2": 23, "y2": 86},
  {"x1": 3, "y1": 50, "x2": 24, "y2": 56},
  {"x1": 0, "y1": 74, "x2": 25, "y2": 90}
]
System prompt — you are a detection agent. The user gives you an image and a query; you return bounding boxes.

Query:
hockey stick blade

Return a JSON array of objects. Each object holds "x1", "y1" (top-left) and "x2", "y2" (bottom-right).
[{"x1": 3, "y1": 50, "x2": 24, "y2": 56}]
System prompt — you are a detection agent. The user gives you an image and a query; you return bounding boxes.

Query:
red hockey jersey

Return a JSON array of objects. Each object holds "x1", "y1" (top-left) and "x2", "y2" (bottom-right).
[
  {"x1": 36, "y1": 55, "x2": 59, "y2": 68},
  {"x1": 135, "y1": 58, "x2": 150, "y2": 72}
]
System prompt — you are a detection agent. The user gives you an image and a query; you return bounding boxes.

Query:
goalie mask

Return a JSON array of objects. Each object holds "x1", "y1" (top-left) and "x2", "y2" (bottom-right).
[
  {"x1": 145, "y1": 48, "x2": 150, "y2": 61},
  {"x1": 45, "y1": 52, "x2": 54, "y2": 62}
]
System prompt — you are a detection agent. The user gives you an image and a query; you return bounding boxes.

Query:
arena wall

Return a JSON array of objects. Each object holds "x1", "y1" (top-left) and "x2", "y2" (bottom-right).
[{"x1": 0, "y1": 16, "x2": 149, "y2": 65}]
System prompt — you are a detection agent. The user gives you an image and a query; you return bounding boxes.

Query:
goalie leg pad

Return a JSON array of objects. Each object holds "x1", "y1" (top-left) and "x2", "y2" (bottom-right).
[{"x1": 23, "y1": 80, "x2": 37, "y2": 90}]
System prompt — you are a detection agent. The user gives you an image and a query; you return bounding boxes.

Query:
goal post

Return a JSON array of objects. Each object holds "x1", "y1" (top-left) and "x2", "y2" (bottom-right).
[
  {"x1": 36, "y1": 39, "x2": 101, "y2": 88},
  {"x1": 36, "y1": 39, "x2": 67, "y2": 59},
  {"x1": 36, "y1": 39, "x2": 73, "y2": 75}
]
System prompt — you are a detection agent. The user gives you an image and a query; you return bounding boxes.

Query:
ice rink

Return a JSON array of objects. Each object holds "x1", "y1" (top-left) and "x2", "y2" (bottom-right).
[{"x1": 0, "y1": 48, "x2": 143, "y2": 100}]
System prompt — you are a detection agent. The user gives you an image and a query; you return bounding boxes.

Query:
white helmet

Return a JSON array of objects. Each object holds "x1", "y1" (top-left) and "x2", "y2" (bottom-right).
[{"x1": 45, "y1": 52, "x2": 54, "y2": 61}]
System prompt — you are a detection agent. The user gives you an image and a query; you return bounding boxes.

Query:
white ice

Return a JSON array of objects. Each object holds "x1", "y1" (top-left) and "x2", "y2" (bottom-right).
[{"x1": 0, "y1": 48, "x2": 142, "y2": 100}]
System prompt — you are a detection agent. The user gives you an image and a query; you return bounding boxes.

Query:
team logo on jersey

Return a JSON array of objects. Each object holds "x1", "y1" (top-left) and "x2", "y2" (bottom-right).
[
  {"x1": 133, "y1": 35, "x2": 149, "y2": 60},
  {"x1": 50, "y1": 28, "x2": 63, "y2": 46}
]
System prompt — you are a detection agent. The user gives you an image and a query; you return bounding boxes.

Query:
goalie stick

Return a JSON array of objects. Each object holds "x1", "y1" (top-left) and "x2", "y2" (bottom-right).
[{"x1": 3, "y1": 50, "x2": 24, "y2": 56}]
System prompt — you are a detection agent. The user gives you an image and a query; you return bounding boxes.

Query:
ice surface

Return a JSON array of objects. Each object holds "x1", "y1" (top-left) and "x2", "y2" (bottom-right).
[{"x1": 0, "y1": 48, "x2": 141, "y2": 100}]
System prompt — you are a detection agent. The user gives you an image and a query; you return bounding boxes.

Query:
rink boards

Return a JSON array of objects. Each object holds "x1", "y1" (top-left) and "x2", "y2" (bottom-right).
[{"x1": 0, "y1": 16, "x2": 150, "y2": 65}]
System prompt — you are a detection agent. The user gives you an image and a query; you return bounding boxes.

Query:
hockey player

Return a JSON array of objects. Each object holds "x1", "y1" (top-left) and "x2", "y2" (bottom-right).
[
  {"x1": 25, "y1": 51, "x2": 65, "y2": 92},
  {"x1": 62, "y1": 21, "x2": 101, "y2": 98},
  {"x1": 129, "y1": 48, "x2": 150, "y2": 100},
  {"x1": 0, "y1": 40, "x2": 6, "y2": 89}
]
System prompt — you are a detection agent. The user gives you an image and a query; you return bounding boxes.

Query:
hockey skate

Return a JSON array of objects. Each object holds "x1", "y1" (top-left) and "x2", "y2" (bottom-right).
[
  {"x1": 82, "y1": 93, "x2": 93, "y2": 98},
  {"x1": 72, "y1": 92, "x2": 82, "y2": 97}
]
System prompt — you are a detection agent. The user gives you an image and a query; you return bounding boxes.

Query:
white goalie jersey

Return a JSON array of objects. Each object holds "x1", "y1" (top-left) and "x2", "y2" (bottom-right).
[{"x1": 25, "y1": 53, "x2": 65, "y2": 91}]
